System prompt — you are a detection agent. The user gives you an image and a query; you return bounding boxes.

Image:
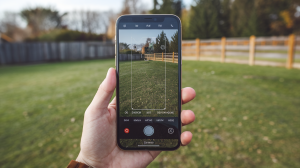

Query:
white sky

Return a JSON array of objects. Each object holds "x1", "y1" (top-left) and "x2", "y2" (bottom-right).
[
  {"x1": 0, "y1": 0, "x2": 193, "y2": 13},
  {"x1": 119, "y1": 29, "x2": 178, "y2": 44},
  {"x1": 0, "y1": 0, "x2": 194, "y2": 30}
]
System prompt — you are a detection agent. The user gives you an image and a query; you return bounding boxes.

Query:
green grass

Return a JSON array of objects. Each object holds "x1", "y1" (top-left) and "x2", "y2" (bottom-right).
[
  {"x1": 1, "y1": 59, "x2": 300, "y2": 168},
  {"x1": 227, "y1": 50, "x2": 300, "y2": 54},
  {"x1": 0, "y1": 60, "x2": 114, "y2": 168},
  {"x1": 226, "y1": 56, "x2": 300, "y2": 63},
  {"x1": 119, "y1": 60, "x2": 178, "y2": 117},
  {"x1": 199, "y1": 55, "x2": 300, "y2": 63}
]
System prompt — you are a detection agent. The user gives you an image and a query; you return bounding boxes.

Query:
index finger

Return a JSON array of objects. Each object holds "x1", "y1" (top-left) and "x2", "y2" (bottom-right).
[{"x1": 182, "y1": 87, "x2": 196, "y2": 104}]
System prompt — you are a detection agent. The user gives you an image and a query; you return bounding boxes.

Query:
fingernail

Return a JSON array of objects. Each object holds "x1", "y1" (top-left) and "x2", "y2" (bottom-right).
[
  {"x1": 106, "y1": 68, "x2": 112, "y2": 77},
  {"x1": 106, "y1": 67, "x2": 114, "y2": 78}
]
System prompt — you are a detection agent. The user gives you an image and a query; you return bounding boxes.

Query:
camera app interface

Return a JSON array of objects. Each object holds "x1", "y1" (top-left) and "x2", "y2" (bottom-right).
[{"x1": 118, "y1": 22, "x2": 179, "y2": 148}]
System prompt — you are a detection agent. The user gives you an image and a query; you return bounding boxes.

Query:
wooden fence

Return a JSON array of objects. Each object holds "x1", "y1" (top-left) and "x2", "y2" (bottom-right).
[
  {"x1": 145, "y1": 52, "x2": 178, "y2": 63},
  {"x1": 182, "y1": 34, "x2": 300, "y2": 69},
  {"x1": 119, "y1": 53, "x2": 178, "y2": 63},
  {"x1": 119, "y1": 54, "x2": 145, "y2": 61},
  {"x1": 0, "y1": 41, "x2": 114, "y2": 65},
  {"x1": 2, "y1": 35, "x2": 299, "y2": 69}
]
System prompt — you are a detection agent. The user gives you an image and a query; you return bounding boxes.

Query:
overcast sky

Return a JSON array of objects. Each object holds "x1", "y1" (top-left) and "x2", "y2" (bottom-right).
[
  {"x1": 0, "y1": 0, "x2": 194, "y2": 31},
  {"x1": 119, "y1": 29, "x2": 178, "y2": 52},
  {"x1": 119, "y1": 29, "x2": 178, "y2": 44},
  {"x1": 0, "y1": 0, "x2": 194, "y2": 13}
]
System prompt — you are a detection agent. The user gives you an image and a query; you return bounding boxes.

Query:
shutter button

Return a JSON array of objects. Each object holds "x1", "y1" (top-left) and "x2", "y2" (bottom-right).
[{"x1": 143, "y1": 125, "x2": 154, "y2": 136}]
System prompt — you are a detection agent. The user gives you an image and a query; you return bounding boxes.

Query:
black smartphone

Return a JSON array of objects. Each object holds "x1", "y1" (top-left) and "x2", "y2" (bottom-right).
[{"x1": 116, "y1": 15, "x2": 181, "y2": 150}]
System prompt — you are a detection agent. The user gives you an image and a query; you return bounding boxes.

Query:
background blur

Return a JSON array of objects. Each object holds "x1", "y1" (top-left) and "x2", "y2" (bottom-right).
[
  {"x1": 0, "y1": 0, "x2": 300, "y2": 168},
  {"x1": 1, "y1": 0, "x2": 300, "y2": 42}
]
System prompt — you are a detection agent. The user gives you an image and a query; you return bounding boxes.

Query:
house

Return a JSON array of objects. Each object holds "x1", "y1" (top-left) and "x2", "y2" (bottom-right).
[{"x1": 0, "y1": 33, "x2": 13, "y2": 43}]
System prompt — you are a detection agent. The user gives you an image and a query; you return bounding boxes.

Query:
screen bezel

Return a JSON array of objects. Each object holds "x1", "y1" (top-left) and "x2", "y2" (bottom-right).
[{"x1": 116, "y1": 15, "x2": 182, "y2": 151}]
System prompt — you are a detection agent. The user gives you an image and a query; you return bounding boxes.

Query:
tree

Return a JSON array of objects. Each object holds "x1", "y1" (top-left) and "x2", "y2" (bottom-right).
[
  {"x1": 106, "y1": 0, "x2": 146, "y2": 40},
  {"x1": 173, "y1": 0, "x2": 183, "y2": 17},
  {"x1": 153, "y1": 0, "x2": 159, "y2": 11},
  {"x1": 0, "y1": 12, "x2": 28, "y2": 41},
  {"x1": 119, "y1": 42, "x2": 130, "y2": 50},
  {"x1": 64, "y1": 10, "x2": 105, "y2": 34},
  {"x1": 170, "y1": 31, "x2": 178, "y2": 52},
  {"x1": 120, "y1": 0, "x2": 147, "y2": 14},
  {"x1": 154, "y1": 31, "x2": 170, "y2": 53},
  {"x1": 230, "y1": 0, "x2": 300, "y2": 36},
  {"x1": 21, "y1": 7, "x2": 67, "y2": 37},
  {"x1": 254, "y1": 0, "x2": 300, "y2": 36},
  {"x1": 0, "y1": 12, "x2": 19, "y2": 37},
  {"x1": 230, "y1": 0, "x2": 260, "y2": 37},
  {"x1": 220, "y1": 0, "x2": 231, "y2": 37},
  {"x1": 189, "y1": 0, "x2": 223, "y2": 39},
  {"x1": 186, "y1": 0, "x2": 300, "y2": 38},
  {"x1": 143, "y1": 38, "x2": 155, "y2": 54},
  {"x1": 81, "y1": 11, "x2": 102, "y2": 34},
  {"x1": 151, "y1": 0, "x2": 182, "y2": 17},
  {"x1": 181, "y1": 8, "x2": 192, "y2": 39}
]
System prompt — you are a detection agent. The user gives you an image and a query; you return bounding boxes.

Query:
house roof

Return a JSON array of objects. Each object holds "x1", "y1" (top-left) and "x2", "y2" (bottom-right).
[{"x1": 0, "y1": 33, "x2": 13, "y2": 42}]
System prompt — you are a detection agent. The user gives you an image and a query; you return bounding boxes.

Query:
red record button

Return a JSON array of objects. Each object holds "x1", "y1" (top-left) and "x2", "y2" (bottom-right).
[{"x1": 124, "y1": 128, "x2": 129, "y2": 134}]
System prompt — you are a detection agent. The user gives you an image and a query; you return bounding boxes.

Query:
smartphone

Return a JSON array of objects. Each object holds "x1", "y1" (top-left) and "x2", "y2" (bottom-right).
[{"x1": 116, "y1": 15, "x2": 181, "y2": 150}]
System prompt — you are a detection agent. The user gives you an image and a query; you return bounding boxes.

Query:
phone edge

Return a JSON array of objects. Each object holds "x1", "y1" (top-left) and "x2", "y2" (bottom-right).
[{"x1": 115, "y1": 14, "x2": 182, "y2": 151}]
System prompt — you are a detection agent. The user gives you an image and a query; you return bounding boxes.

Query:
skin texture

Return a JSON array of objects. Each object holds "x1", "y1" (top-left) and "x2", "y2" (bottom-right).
[{"x1": 76, "y1": 68, "x2": 196, "y2": 168}]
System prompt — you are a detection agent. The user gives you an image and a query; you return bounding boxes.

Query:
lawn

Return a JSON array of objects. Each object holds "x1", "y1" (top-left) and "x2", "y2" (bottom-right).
[
  {"x1": 197, "y1": 55, "x2": 300, "y2": 64},
  {"x1": 119, "y1": 60, "x2": 178, "y2": 117},
  {"x1": 0, "y1": 59, "x2": 300, "y2": 168},
  {"x1": 226, "y1": 56, "x2": 300, "y2": 64}
]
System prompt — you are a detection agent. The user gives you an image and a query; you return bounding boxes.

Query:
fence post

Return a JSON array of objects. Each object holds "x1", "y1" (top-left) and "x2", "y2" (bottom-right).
[
  {"x1": 172, "y1": 52, "x2": 174, "y2": 63},
  {"x1": 154, "y1": 53, "x2": 156, "y2": 61},
  {"x1": 249, "y1": 35, "x2": 256, "y2": 66},
  {"x1": 287, "y1": 34, "x2": 295, "y2": 69},
  {"x1": 272, "y1": 38, "x2": 277, "y2": 46},
  {"x1": 196, "y1": 38, "x2": 200, "y2": 60},
  {"x1": 221, "y1": 37, "x2": 226, "y2": 63},
  {"x1": 0, "y1": 43, "x2": 5, "y2": 65},
  {"x1": 162, "y1": 52, "x2": 163, "y2": 61}
]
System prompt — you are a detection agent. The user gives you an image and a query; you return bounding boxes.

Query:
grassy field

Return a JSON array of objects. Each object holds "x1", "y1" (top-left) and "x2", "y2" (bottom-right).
[
  {"x1": 0, "y1": 59, "x2": 300, "y2": 168},
  {"x1": 119, "y1": 60, "x2": 178, "y2": 117},
  {"x1": 226, "y1": 56, "x2": 300, "y2": 64},
  {"x1": 195, "y1": 55, "x2": 300, "y2": 63}
]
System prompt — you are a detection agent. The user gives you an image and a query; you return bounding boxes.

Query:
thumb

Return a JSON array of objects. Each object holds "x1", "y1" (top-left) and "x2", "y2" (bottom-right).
[{"x1": 90, "y1": 68, "x2": 116, "y2": 112}]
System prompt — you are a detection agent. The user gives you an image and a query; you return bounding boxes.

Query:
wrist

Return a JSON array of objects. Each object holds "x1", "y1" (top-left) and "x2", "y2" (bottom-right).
[{"x1": 76, "y1": 152, "x2": 95, "y2": 168}]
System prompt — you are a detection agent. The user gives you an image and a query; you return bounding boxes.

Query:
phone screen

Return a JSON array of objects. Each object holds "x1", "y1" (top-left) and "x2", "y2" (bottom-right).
[{"x1": 116, "y1": 15, "x2": 181, "y2": 150}]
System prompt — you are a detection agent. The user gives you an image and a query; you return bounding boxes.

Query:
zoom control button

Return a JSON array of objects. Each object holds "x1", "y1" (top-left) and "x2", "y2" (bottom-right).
[{"x1": 143, "y1": 125, "x2": 154, "y2": 136}]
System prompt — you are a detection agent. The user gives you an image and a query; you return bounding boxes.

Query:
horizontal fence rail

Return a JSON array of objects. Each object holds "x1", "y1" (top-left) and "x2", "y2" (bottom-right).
[
  {"x1": 119, "y1": 53, "x2": 178, "y2": 63},
  {"x1": 0, "y1": 42, "x2": 115, "y2": 65},
  {"x1": 182, "y1": 34, "x2": 300, "y2": 69},
  {"x1": 119, "y1": 54, "x2": 144, "y2": 61},
  {"x1": 145, "y1": 53, "x2": 178, "y2": 63}
]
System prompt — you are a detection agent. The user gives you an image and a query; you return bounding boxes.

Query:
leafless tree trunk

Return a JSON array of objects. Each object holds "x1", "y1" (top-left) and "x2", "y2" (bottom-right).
[
  {"x1": 121, "y1": 0, "x2": 147, "y2": 15},
  {"x1": 64, "y1": 10, "x2": 106, "y2": 34}
]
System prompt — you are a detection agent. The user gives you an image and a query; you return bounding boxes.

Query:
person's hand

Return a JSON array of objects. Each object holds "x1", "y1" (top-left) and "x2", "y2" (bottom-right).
[{"x1": 76, "y1": 68, "x2": 196, "y2": 168}]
